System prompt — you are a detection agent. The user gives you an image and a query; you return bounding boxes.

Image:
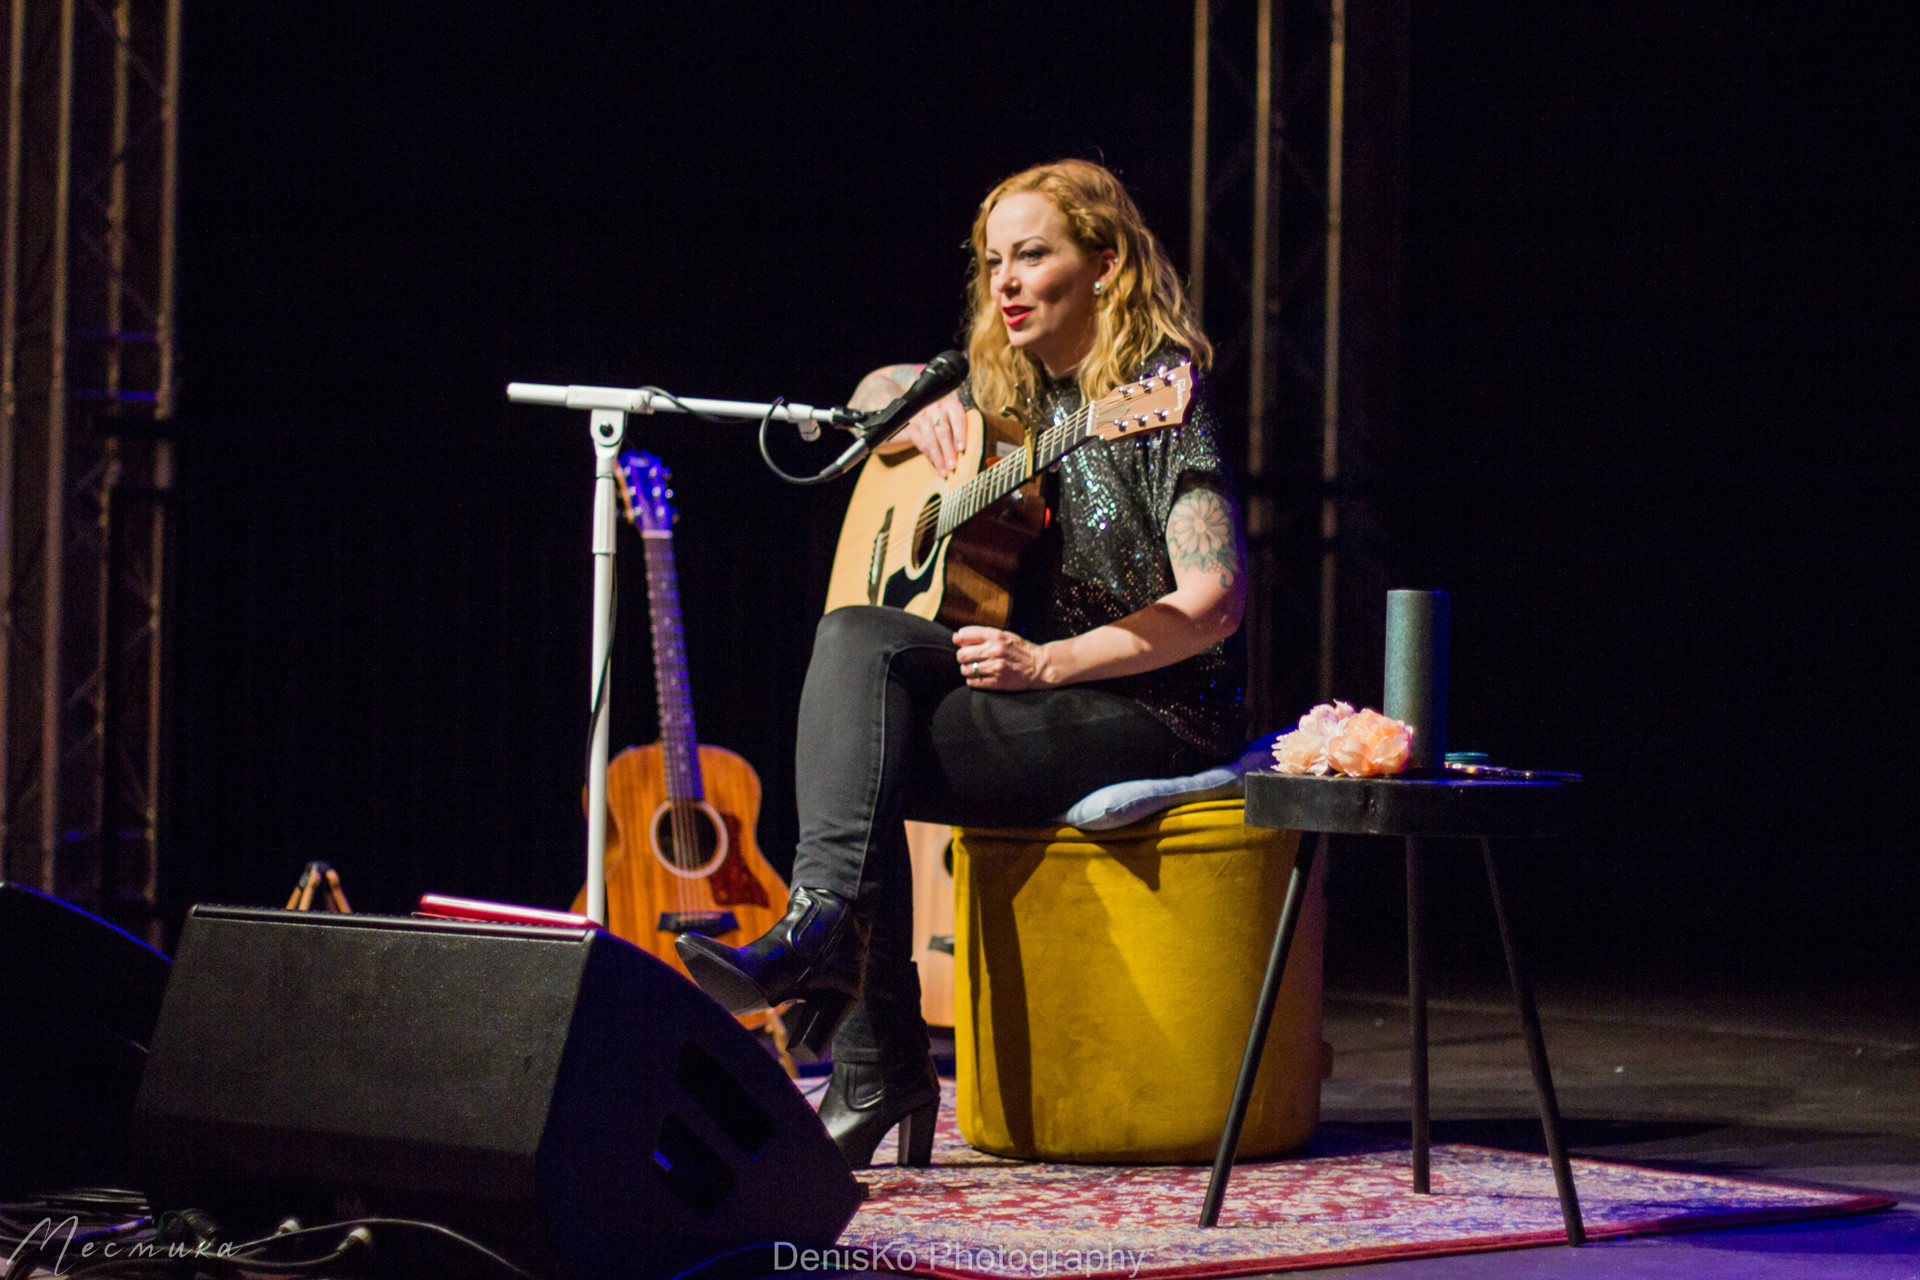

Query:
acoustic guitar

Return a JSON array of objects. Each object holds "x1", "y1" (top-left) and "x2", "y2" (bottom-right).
[
  {"x1": 823, "y1": 362, "x2": 1194, "y2": 628},
  {"x1": 574, "y1": 451, "x2": 790, "y2": 1007}
]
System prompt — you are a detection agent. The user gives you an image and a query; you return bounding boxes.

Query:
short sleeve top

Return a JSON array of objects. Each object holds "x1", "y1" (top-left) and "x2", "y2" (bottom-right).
[{"x1": 960, "y1": 347, "x2": 1247, "y2": 760}]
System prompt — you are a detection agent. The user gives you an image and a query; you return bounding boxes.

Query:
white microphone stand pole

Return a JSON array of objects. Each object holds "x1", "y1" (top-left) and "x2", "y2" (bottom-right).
[{"x1": 506, "y1": 379, "x2": 851, "y2": 925}]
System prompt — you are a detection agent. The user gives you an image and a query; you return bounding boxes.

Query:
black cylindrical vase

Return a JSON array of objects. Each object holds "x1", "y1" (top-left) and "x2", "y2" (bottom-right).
[{"x1": 1383, "y1": 590, "x2": 1449, "y2": 772}]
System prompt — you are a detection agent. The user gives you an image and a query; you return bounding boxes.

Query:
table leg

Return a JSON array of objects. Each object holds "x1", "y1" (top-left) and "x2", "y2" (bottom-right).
[
  {"x1": 1198, "y1": 832, "x2": 1321, "y2": 1228},
  {"x1": 1481, "y1": 838, "x2": 1586, "y2": 1245},
  {"x1": 1407, "y1": 835, "x2": 1430, "y2": 1194}
]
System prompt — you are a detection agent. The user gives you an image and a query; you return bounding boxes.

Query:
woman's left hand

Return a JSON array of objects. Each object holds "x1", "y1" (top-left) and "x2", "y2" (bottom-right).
[{"x1": 954, "y1": 626, "x2": 1053, "y2": 692}]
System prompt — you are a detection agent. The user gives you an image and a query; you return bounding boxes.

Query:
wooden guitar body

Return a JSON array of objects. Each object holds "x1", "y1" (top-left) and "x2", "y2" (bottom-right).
[
  {"x1": 574, "y1": 741, "x2": 789, "y2": 987},
  {"x1": 824, "y1": 408, "x2": 1045, "y2": 628},
  {"x1": 574, "y1": 450, "x2": 790, "y2": 1033},
  {"x1": 825, "y1": 365, "x2": 1192, "y2": 629}
]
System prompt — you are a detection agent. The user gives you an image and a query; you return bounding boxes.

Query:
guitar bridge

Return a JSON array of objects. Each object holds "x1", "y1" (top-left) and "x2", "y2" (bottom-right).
[{"x1": 658, "y1": 911, "x2": 740, "y2": 937}]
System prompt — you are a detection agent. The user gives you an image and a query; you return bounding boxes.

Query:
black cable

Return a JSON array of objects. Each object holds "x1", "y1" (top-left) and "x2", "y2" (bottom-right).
[
  {"x1": 227, "y1": 1218, "x2": 535, "y2": 1279},
  {"x1": 759, "y1": 396, "x2": 860, "y2": 486},
  {"x1": 12, "y1": 1191, "x2": 146, "y2": 1215},
  {"x1": 2, "y1": 1188, "x2": 147, "y2": 1239},
  {"x1": 626, "y1": 381, "x2": 861, "y2": 486},
  {"x1": 583, "y1": 547, "x2": 617, "y2": 758},
  {"x1": 2, "y1": 1206, "x2": 152, "y2": 1280},
  {"x1": 53, "y1": 1227, "x2": 365, "y2": 1279},
  {"x1": 30, "y1": 1216, "x2": 534, "y2": 1280},
  {"x1": 632, "y1": 386, "x2": 734, "y2": 424}
]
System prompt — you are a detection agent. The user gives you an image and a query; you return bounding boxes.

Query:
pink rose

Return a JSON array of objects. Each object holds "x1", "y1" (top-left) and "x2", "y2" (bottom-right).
[
  {"x1": 1324, "y1": 708, "x2": 1414, "y2": 778},
  {"x1": 1272, "y1": 701, "x2": 1355, "y2": 775},
  {"x1": 1271, "y1": 702, "x2": 1414, "y2": 777}
]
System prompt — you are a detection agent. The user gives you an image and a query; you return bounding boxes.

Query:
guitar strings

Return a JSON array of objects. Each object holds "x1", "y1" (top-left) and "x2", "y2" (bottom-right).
[
  {"x1": 937, "y1": 367, "x2": 1182, "y2": 535},
  {"x1": 647, "y1": 535, "x2": 703, "y2": 907},
  {"x1": 937, "y1": 400, "x2": 1094, "y2": 537}
]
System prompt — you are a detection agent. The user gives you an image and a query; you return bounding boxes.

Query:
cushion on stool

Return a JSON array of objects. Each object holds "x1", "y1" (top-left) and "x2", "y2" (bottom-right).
[
  {"x1": 1053, "y1": 733, "x2": 1283, "y2": 831},
  {"x1": 954, "y1": 799, "x2": 1324, "y2": 1163}
]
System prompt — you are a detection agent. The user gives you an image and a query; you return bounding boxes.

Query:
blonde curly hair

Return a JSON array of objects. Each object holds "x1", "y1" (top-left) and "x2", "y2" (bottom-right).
[{"x1": 965, "y1": 159, "x2": 1211, "y2": 421}]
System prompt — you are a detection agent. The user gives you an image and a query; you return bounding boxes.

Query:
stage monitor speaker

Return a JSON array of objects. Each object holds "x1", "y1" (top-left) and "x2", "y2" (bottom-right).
[
  {"x1": 0, "y1": 881, "x2": 172, "y2": 1196},
  {"x1": 131, "y1": 906, "x2": 860, "y2": 1280}
]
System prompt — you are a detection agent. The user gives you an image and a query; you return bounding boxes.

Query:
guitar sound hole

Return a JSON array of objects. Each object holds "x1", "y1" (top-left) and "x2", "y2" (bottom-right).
[
  {"x1": 908, "y1": 495, "x2": 941, "y2": 572},
  {"x1": 650, "y1": 801, "x2": 728, "y2": 877}
]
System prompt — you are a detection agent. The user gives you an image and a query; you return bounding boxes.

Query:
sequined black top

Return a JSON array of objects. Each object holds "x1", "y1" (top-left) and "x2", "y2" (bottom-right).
[{"x1": 959, "y1": 349, "x2": 1248, "y2": 760}]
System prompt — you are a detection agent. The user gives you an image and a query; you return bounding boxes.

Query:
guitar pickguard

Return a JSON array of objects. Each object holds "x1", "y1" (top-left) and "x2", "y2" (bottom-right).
[{"x1": 879, "y1": 554, "x2": 939, "y2": 615}]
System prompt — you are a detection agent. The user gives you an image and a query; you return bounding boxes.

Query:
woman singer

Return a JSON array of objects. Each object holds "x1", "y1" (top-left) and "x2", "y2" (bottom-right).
[{"x1": 679, "y1": 159, "x2": 1248, "y2": 1169}]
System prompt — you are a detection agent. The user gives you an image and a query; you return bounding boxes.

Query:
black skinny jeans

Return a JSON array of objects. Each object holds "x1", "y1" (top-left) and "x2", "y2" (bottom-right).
[{"x1": 793, "y1": 606, "x2": 1216, "y2": 1070}]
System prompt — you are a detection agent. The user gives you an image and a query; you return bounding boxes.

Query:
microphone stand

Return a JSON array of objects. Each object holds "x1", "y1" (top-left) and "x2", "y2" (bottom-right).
[{"x1": 505, "y1": 379, "x2": 855, "y2": 925}]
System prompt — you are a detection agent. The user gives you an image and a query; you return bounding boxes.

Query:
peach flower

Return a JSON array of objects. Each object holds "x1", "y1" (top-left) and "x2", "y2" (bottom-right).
[
  {"x1": 1324, "y1": 708, "x2": 1414, "y2": 778},
  {"x1": 1271, "y1": 702, "x2": 1414, "y2": 777},
  {"x1": 1272, "y1": 701, "x2": 1356, "y2": 775}
]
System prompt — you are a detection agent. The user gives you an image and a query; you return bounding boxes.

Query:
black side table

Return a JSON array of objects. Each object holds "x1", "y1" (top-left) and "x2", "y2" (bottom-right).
[{"x1": 1197, "y1": 772, "x2": 1585, "y2": 1245}]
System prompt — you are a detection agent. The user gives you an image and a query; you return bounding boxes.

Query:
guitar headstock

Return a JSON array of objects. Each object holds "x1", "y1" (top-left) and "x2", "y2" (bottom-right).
[
  {"x1": 616, "y1": 450, "x2": 675, "y2": 535},
  {"x1": 1088, "y1": 361, "x2": 1194, "y2": 442}
]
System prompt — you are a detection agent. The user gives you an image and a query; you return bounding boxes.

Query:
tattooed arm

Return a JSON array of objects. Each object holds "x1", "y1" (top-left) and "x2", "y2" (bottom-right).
[
  {"x1": 954, "y1": 479, "x2": 1248, "y2": 690},
  {"x1": 850, "y1": 362, "x2": 971, "y2": 475}
]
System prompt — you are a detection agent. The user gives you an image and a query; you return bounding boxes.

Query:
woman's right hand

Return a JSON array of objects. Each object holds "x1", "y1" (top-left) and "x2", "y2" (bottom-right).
[{"x1": 885, "y1": 390, "x2": 968, "y2": 478}]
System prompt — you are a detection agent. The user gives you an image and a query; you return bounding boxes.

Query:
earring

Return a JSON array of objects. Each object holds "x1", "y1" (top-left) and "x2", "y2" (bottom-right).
[{"x1": 1093, "y1": 281, "x2": 1105, "y2": 295}]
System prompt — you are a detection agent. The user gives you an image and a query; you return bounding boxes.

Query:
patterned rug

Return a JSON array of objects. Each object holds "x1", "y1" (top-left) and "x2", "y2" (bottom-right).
[{"x1": 810, "y1": 1081, "x2": 1892, "y2": 1278}]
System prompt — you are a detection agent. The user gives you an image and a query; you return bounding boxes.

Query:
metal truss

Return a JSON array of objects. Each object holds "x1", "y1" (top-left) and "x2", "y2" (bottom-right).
[
  {"x1": 3, "y1": 0, "x2": 178, "y2": 942},
  {"x1": 1192, "y1": 0, "x2": 1391, "y2": 733}
]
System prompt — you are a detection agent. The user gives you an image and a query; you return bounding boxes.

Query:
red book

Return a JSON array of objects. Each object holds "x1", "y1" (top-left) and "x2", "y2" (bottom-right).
[{"x1": 414, "y1": 893, "x2": 602, "y2": 931}]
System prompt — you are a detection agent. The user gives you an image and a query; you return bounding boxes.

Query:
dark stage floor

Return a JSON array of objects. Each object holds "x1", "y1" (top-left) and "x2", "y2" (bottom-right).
[
  {"x1": 1300, "y1": 977, "x2": 1920, "y2": 1277},
  {"x1": 870, "y1": 974, "x2": 1920, "y2": 1279},
  {"x1": 10, "y1": 972, "x2": 1912, "y2": 1278}
]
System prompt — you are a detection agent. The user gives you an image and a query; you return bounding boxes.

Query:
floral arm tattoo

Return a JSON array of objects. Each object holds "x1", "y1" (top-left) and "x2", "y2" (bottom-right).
[
  {"x1": 1165, "y1": 483, "x2": 1243, "y2": 590},
  {"x1": 848, "y1": 363, "x2": 925, "y2": 413}
]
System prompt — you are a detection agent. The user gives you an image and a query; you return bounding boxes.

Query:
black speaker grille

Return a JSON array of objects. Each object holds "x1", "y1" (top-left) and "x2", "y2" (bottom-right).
[
  {"x1": 651, "y1": 1112, "x2": 735, "y2": 1220},
  {"x1": 675, "y1": 1039, "x2": 775, "y2": 1157}
]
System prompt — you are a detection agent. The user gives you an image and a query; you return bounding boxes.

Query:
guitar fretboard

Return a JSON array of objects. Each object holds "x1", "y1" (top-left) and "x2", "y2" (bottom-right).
[
  {"x1": 641, "y1": 533, "x2": 705, "y2": 804},
  {"x1": 934, "y1": 403, "x2": 1095, "y2": 538}
]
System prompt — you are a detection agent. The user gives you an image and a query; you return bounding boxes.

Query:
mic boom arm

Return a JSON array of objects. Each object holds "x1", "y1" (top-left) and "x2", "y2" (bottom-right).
[{"x1": 506, "y1": 381, "x2": 859, "y2": 429}]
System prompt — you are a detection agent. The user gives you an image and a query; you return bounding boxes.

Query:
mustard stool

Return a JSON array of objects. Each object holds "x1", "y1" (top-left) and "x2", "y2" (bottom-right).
[{"x1": 953, "y1": 799, "x2": 1326, "y2": 1163}]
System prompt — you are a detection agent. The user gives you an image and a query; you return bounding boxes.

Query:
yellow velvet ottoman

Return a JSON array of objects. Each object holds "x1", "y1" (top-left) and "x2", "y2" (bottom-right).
[{"x1": 953, "y1": 799, "x2": 1326, "y2": 1163}]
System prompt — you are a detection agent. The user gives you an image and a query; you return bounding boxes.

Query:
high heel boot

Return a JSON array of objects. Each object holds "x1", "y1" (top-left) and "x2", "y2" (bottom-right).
[
  {"x1": 821, "y1": 917, "x2": 937, "y2": 1168},
  {"x1": 817, "y1": 1054, "x2": 940, "y2": 1168},
  {"x1": 675, "y1": 885, "x2": 865, "y2": 1062}
]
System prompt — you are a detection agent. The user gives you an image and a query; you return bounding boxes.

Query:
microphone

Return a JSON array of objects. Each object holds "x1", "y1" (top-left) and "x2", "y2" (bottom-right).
[
  {"x1": 854, "y1": 349, "x2": 969, "y2": 446},
  {"x1": 812, "y1": 350, "x2": 970, "y2": 482}
]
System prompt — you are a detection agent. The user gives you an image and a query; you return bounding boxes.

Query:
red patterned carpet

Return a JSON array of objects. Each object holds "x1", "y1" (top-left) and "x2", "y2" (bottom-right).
[{"x1": 814, "y1": 1081, "x2": 1891, "y2": 1278}]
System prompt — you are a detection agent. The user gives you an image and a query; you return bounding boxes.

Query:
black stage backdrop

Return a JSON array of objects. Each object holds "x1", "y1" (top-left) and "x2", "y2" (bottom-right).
[{"x1": 165, "y1": 4, "x2": 1914, "y2": 983}]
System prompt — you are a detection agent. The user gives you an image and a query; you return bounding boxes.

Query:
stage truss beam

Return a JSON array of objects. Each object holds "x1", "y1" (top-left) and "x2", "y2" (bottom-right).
[
  {"x1": 3, "y1": 0, "x2": 178, "y2": 942},
  {"x1": 1190, "y1": 0, "x2": 1402, "y2": 731}
]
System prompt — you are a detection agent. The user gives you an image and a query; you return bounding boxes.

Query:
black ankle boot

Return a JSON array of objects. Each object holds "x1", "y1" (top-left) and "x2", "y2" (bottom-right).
[
  {"x1": 817, "y1": 1055, "x2": 940, "y2": 1169},
  {"x1": 676, "y1": 887, "x2": 865, "y2": 1059}
]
